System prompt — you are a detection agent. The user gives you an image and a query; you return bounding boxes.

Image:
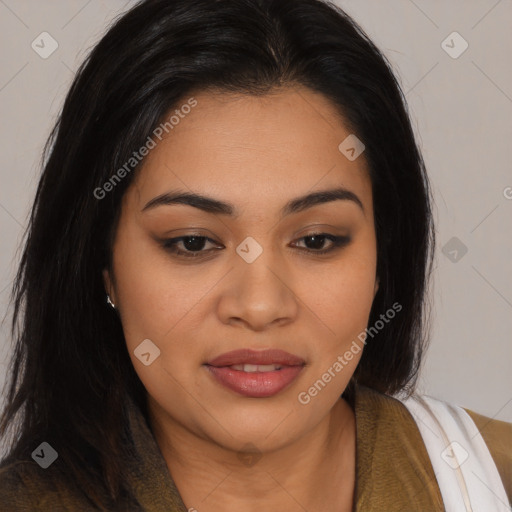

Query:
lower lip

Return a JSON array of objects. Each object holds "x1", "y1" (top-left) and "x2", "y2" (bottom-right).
[{"x1": 205, "y1": 365, "x2": 304, "y2": 398}]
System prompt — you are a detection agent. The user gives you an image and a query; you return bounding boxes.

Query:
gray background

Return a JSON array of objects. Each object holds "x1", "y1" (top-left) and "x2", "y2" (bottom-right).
[{"x1": 1, "y1": 0, "x2": 511, "y2": 422}]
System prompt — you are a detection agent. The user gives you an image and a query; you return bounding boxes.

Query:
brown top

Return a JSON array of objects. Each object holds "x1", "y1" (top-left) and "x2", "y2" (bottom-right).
[{"x1": 0, "y1": 384, "x2": 510, "y2": 510}]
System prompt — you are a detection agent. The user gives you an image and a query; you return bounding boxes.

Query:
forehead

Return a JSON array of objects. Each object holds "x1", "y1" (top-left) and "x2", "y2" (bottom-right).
[{"x1": 130, "y1": 86, "x2": 371, "y2": 213}]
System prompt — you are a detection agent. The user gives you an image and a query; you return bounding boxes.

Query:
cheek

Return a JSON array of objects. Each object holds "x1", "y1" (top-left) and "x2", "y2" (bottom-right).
[
  {"x1": 294, "y1": 252, "x2": 376, "y2": 407},
  {"x1": 111, "y1": 227, "x2": 205, "y2": 343},
  {"x1": 110, "y1": 227, "x2": 225, "y2": 405},
  {"x1": 301, "y1": 244, "x2": 377, "y2": 387},
  {"x1": 110, "y1": 235, "x2": 204, "y2": 401},
  {"x1": 312, "y1": 247, "x2": 376, "y2": 334}
]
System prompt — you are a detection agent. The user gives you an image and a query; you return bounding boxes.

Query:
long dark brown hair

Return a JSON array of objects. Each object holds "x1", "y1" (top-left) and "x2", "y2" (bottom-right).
[{"x1": 0, "y1": 0, "x2": 435, "y2": 508}]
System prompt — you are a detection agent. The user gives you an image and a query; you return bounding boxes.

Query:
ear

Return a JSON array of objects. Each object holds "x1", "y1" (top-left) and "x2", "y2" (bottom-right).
[
  {"x1": 373, "y1": 277, "x2": 380, "y2": 298},
  {"x1": 103, "y1": 268, "x2": 116, "y2": 304}
]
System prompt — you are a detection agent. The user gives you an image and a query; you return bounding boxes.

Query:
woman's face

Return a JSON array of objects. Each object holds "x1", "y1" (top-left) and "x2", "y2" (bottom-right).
[{"x1": 105, "y1": 85, "x2": 378, "y2": 452}]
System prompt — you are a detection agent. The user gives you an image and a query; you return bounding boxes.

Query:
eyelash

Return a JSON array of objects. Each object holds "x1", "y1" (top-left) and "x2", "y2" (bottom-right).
[{"x1": 162, "y1": 233, "x2": 350, "y2": 259}]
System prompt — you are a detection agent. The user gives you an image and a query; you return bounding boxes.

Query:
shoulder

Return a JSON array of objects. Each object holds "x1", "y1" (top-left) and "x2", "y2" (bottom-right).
[
  {"x1": 353, "y1": 383, "x2": 419, "y2": 426},
  {"x1": 354, "y1": 384, "x2": 512, "y2": 506},
  {"x1": 463, "y1": 407, "x2": 512, "y2": 505},
  {"x1": 352, "y1": 384, "x2": 445, "y2": 509},
  {"x1": 0, "y1": 461, "x2": 46, "y2": 510},
  {"x1": 0, "y1": 459, "x2": 90, "y2": 511}
]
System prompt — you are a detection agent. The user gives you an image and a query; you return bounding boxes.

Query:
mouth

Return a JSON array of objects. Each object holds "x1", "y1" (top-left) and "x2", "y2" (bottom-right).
[
  {"x1": 204, "y1": 349, "x2": 306, "y2": 398},
  {"x1": 206, "y1": 348, "x2": 305, "y2": 367},
  {"x1": 228, "y1": 363, "x2": 285, "y2": 372}
]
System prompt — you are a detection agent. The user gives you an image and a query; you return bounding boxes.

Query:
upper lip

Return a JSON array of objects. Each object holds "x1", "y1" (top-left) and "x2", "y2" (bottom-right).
[{"x1": 206, "y1": 349, "x2": 305, "y2": 367}]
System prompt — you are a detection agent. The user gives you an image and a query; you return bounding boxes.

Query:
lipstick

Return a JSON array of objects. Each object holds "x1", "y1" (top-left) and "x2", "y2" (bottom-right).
[{"x1": 204, "y1": 349, "x2": 305, "y2": 398}]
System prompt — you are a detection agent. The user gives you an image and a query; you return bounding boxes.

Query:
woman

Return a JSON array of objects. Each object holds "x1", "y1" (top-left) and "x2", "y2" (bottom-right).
[{"x1": 0, "y1": 0, "x2": 510, "y2": 510}]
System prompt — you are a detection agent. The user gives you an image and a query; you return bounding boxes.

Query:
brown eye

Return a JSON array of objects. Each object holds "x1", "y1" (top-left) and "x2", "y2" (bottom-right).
[
  {"x1": 292, "y1": 233, "x2": 351, "y2": 254},
  {"x1": 162, "y1": 232, "x2": 350, "y2": 260},
  {"x1": 163, "y1": 235, "x2": 222, "y2": 258}
]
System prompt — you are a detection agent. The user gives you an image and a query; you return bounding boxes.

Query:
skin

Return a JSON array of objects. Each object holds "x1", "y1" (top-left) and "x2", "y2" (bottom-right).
[{"x1": 104, "y1": 85, "x2": 379, "y2": 512}]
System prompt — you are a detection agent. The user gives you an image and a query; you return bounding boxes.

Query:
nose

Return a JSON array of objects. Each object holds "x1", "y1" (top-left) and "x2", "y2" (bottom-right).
[{"x1": 216, "y1": 246, "x2": 299, "y2": 332}]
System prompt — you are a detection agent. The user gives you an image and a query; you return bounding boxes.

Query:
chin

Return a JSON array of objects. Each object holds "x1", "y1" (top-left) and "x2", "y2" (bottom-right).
[{"x1": 202, "y1": 408, "x2": 306, "y2": 451}]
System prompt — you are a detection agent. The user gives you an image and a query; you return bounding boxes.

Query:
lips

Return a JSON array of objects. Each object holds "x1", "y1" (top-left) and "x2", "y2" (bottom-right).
[
  {"x1": 206, "y1": 348, "x2": 305, "y2": 367},
  {"x1": 204, "y1": 349, "x2": 305, "y2": 398}
]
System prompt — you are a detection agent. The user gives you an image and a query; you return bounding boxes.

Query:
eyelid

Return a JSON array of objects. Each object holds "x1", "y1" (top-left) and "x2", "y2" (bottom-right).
[
  {"x1": 162, "y1": 234, "x2": 222, "y2": 254},
  {"x1": 160, "y1": 231, "x2": 350, "y2": 259},
  {"x1": 290, "y1": 233, "x2": 351, "y2": 255}
]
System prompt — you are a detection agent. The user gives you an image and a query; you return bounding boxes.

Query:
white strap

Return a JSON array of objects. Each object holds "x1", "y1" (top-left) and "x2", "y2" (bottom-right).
[{"x1": 398, "y1": 393, "x2": 510, "y2": 511}]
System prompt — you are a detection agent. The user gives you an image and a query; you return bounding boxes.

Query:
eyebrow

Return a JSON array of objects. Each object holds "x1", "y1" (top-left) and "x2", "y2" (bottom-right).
[{"x1": 142, "y1": 186, "x2": 364, "y2": 218}]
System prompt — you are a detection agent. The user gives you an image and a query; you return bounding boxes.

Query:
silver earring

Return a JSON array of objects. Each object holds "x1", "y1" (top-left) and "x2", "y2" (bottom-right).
[{"x1": 106, "y1": 294, "x2": 116, "y2": 309}]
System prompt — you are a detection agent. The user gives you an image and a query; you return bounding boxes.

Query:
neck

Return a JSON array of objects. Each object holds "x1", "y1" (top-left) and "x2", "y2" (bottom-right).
[{"x1": 148, "y1": 396, "x2": 356, "y2": 512}]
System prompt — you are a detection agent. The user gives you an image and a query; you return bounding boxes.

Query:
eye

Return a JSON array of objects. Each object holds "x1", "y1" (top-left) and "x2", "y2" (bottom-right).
[
  {"x1": 162, "y1": 235, "x2": 222, "y2": 258},
  {"x1": 292, "y1": 233, "x2": 350, "y2": 254},
  {"x1": 161, "y1": 232, "x2": 350, "y2": 259}
]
